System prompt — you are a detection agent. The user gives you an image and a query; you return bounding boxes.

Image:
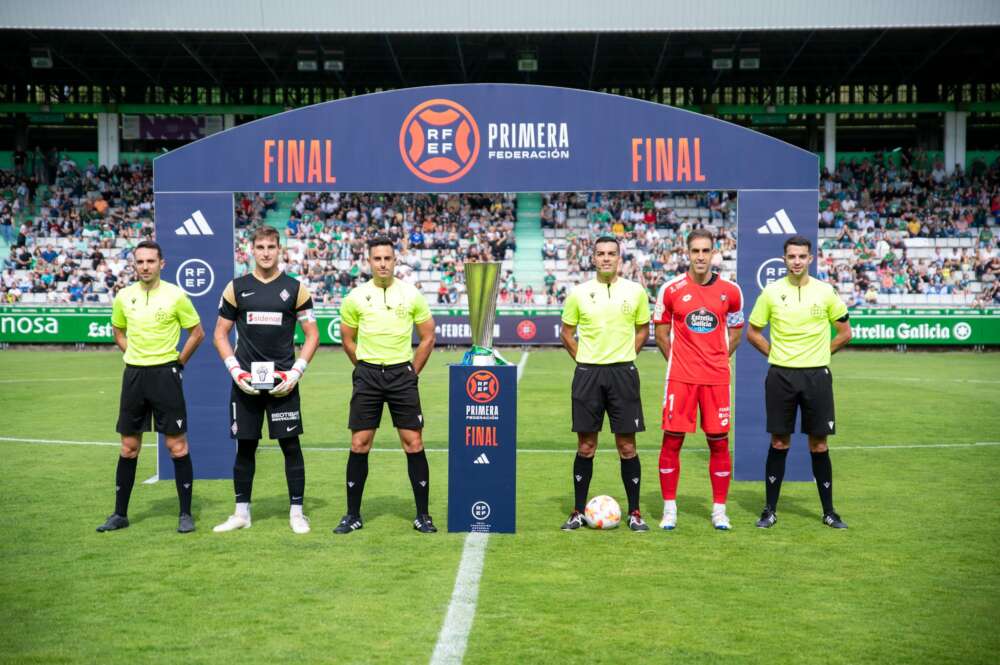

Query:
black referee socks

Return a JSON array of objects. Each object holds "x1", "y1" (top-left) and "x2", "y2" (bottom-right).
[
  {"x1": 172, "y1": 453, "x2": 193, "y2": 515},
  {"x1": 764, "y1": 446, "x2": 789, "y2": 510},
  {"x1": 114, "y1": 455, "x2": 138, "y2": 516},
  {"x1": 810, "y1": 450, "x2": 835, "y2": 515},
  {"x1": 573, "y1": 453, "x2": 594, "y2": 513},
  {"x1": 620, "y1": 455, "x2": 641, "y2": 514},
  {"x1": 346, "y1": 451, "x2": 369, "y2": 516},
  {"x1": 406, "y1": 450, "x2": 430, "y2": 515}
]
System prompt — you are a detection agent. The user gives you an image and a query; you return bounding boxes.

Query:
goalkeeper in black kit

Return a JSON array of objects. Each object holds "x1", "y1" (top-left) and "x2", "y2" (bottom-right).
[{"x1": 211, "y1": 225, "x2": 320, "y2": 534}]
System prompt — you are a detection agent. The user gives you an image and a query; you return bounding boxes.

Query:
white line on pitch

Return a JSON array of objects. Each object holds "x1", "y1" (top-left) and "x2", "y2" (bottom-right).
[
  {"x1": 430, "y1": 352, "x2": 526, "y2": 665},
  {"x1": 838, "y1": 375, "x2": 1000, "y2": 385},
  {"x1": 2, "y1": 435, "x2": 999, "y2": 454}
]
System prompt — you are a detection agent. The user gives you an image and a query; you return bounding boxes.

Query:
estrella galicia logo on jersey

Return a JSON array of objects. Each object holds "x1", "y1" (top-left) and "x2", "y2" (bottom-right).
[
  {"x1": 685, "y1": 308, "x2": 719, "y2": 334},
  {"x1": 466, "y1": 370, "x2": 499, "y2": 404},
  {"x1": 399, "y1": 99, "x2": 480, "y2": 184}
]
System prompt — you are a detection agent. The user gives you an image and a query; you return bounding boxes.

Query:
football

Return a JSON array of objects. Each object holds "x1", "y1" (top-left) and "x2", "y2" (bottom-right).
[{"x1": 584, "y1": 495, "x2": 622, "y2": 529}]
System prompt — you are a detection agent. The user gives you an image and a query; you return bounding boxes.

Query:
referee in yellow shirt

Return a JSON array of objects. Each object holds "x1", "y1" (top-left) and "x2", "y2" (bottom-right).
[
  {"x1": 334, "y1": 238, "x2": 437, "y2": 534},
  {"x1": 97, "y1": 241, "x2": 205, "y2": 533},
  {"x1": 747, "y1": 235, "x2": 852, "y2": 530},
  {"x1": 559, "y1": 236, "x2": 651, "y2": 531}
]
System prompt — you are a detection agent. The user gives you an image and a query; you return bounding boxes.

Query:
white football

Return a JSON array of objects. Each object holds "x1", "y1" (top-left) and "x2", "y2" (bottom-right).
[{"x1": 584, "y1": 495, "x2": 621, "y2": 529}]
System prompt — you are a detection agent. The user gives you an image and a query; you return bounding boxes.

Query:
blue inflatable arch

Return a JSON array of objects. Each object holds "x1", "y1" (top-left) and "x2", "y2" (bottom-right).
[{"x1": 154, "y1": 84, "x2": 818, "y2": 482}]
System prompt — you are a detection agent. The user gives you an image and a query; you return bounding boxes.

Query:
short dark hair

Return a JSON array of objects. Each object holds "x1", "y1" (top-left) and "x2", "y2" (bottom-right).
[
  {"x1": 134, "y1": 240, "x2": 162, "y2": 259},
  {"x1": 783, "y1": 235, "x2": 812, "y2": 254},
  {"x1": 251, "y1": 225, "x2": 280, "y2": 245},
  {"x1": 368, "y1": 236, "x2": 395, "y2": 253},
  {"x1": 686, "y1": 228, "x2": 714, "y2": 248},
  {"x1": 593, "y1": 235, "x2": 620, "y2": 252}
]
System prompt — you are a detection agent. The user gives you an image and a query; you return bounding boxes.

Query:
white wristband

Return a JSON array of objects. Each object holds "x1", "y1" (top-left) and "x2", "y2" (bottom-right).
[
  {"x1": 292, "y1": 358, "x2": 308, "y2": 375},
  {"x1": 224, "y1": 356, "x2": 240, "y2": 371}
]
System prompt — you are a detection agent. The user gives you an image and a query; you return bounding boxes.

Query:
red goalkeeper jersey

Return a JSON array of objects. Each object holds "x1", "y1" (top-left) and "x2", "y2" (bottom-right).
[{"x1": 653, "y1": 273, "x2": 744, "y2": 386}]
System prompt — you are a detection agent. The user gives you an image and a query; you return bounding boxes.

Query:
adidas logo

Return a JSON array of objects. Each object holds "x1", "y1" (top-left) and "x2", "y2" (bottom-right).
[
  {"x1": 756, "y1": 209, "x2": 796, "y2": 234},
  {"x1": 174, "y1": 210, "x2": 213, "y2": 236},
  {"x1": 473, "y1": 453, "x2": 490, "y2": 465}
]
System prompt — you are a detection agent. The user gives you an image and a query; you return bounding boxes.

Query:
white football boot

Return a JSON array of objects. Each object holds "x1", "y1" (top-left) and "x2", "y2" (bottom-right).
[
  {"x1": 213, "y1": 514, "x2": 251, "y2": 532},
  {"x1": 659, "y1": 500, "x2": 677, "y2": 531},
  {"x1": 711, "y1": 504, "x2": 731, "y2": 531},
  {"x1": 289, "y1": 512, "x2": 311, "y2": 534}
]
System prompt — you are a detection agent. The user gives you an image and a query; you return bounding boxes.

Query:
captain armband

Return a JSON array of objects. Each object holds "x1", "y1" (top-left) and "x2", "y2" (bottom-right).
[
  {"x1": 726, "y1": 311, "x2": 745, "y2": 327},
  {"x1": 296, "y1": 308, "x2": 316, "y2": 322}
]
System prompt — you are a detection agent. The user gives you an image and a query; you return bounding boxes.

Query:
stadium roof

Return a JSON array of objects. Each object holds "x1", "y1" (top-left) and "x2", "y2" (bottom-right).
[{"x1": 2, "y1": 0, "x2": 999, "y2": 33}]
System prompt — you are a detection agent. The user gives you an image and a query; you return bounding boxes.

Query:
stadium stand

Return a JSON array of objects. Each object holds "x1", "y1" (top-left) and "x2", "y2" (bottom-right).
[{"x1": 2, "y1": 149, "x2": 998, "y2": 308}]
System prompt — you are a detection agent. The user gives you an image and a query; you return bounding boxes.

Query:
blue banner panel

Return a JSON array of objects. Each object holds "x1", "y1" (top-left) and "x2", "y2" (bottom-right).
[
  {"x1": 734, "y1": 190, "x2": 819, "y2": 482},
  {"x1": 448, "y1": 365, "x2": 517, "y2": 533},
  {"x1": 154, "y1": 84, "x2": 817, "y2": 194},
  {"x1": 154, "y1": 193, "x2": 234, "y2": 480}
]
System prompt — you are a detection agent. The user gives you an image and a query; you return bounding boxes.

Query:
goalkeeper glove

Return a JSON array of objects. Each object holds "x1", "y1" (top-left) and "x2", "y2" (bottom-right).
[
  {"x1": 225, "y1": 356, "x2": 259, "y2": 395},
  {"x1": 273, "y1": 358, "x2": 308, "y2": 397}
]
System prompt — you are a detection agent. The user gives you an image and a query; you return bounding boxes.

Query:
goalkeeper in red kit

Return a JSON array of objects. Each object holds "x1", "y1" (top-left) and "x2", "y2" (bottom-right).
[{"x1": 653, "y1": 228, "x2": 744, "y2": 530}]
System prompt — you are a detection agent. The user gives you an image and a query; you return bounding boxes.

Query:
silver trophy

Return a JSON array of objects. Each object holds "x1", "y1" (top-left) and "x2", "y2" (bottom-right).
[{"x1": 464, "y1": 261, "x2": 502, "y2": 365}]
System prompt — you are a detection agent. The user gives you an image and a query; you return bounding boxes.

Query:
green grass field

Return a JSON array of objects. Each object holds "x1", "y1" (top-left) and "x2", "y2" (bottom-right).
[{"x1": 1, "y1": 348, "x2": 998, "y2": 664}]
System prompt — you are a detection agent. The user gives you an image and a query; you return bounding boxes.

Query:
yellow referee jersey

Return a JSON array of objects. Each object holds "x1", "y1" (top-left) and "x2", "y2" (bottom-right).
[{"x1": 561, "y1": 277, "x2": 650, "y2": 364}]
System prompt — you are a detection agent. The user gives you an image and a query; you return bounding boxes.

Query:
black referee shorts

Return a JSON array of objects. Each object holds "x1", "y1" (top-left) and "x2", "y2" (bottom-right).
[
  {"x1": 348, "y1": 361, "x2": 424, "y2": 431},
  {"x1": 116, "y1": 362, "x2": 187, "y2": 436},
  {"x1": 229, "y1": 384, "x2": 303, "y2": 440},
  {"x1": 765, "y1": 365, "x2": 836, "y2": 436},
  {"x1": 571, "y1": 362, "x2": 645, "y2": 434}
]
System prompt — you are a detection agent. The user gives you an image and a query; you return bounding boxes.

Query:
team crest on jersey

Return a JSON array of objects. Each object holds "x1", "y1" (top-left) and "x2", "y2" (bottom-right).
[
  {"x1": 682, "y1": 294, "x2": 693, "y2": 302},
  {"x1": 279, "y1": 288, "x2": 290, "y2": 302},
  {"x1": 685, "y1": 308, "x2": 719, "y2": 333}
]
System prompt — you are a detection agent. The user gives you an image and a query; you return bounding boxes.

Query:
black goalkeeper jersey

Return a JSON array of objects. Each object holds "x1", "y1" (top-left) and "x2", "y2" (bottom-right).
[{"x1": 219, "y1": 272, "x2": 313, "y2": 371}]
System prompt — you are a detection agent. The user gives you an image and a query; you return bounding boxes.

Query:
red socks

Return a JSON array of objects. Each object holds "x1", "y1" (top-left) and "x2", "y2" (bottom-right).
[
  {"x1": 707, "y1": 437, "x2": 731, "y2": 504},
  {"x1": 658, "y1": 433, "x2": 684, "y2": 500}
]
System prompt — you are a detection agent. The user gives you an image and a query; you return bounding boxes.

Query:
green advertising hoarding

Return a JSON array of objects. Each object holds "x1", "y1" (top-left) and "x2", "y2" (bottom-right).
[{"x1": 2, "y1": 306, "x2": 999, "y2": 346}]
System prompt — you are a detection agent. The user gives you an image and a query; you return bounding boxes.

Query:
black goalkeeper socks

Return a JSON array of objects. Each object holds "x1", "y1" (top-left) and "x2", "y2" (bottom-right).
[
  {"x1": 114, "y1": 455, "x2": 138, "y2": 516},
  {"x1": 234, "y1": 439, "x2": 258, "y2": 503},
  {"x1": 172, "y1": 453, "x2": 194, "y2": 515},
  {"x1": 406, "y1": 449, "x2": 430, "y2": 515},
  {"x1": 764, "y1": 446, "x2": 789, "y2": 511},
  {"x1": 811, "y1": 450, "x2": 835, "y2": 515},
  {"x1": 573, "y1": 453, "x2": 594, "y2": 513},
  {"x1": 346, "y1": 451, "x2": 369, "y2": 516},
  {"x1": 620, "y1": 455, "x2": 641, "y2": 513},
  {"x1": 278, "y1": 437, "x2": 305, "y2": 505}
]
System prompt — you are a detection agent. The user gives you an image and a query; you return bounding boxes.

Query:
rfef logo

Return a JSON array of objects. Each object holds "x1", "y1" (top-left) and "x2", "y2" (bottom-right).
[
  {"x1": 399, "y1": 99, "x2": 479, "y2": 184},
  {"x1": 176, "y1": 259, "x2": 215, "y2": 297},
  {"x1": 465, "y1": 369, "x2": 499, "y2": 403},
  {"x1": 516, "y1": 319, "x2": 537, "y2": 340}
]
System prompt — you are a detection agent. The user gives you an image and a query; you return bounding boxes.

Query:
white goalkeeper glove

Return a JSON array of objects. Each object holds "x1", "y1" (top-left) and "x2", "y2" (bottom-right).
[
  {"x1": 225, "y1": 356, "x2": 259, "y2": 395},
  {"x1": 273, "y1": 358, "x2": 308, "y2": 397}
]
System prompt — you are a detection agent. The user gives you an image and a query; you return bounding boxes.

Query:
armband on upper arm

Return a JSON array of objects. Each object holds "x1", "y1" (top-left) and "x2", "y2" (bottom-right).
[
  {"x1": 726, "y1": 311, "x2": 745, "y2": 327},
  {"x1": 297, "y1": 308, "x2": 316, "y2": 322}
]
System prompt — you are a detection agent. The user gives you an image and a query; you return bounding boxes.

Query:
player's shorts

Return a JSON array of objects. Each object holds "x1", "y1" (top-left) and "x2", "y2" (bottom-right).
[
  {"x1": 765, "y1": 365, "x2": 836, "y2": 436},
  {"x1": 348, "y1": 361, "x2": 424, "y2": 431},
  {"x1": 116, "y1": 362, "x2": 187, "y2": 436},
  {"x1": 662, "y1": 380, "x2": 731, "y2": 434},
  {"x1": 230, "y1": 384, "x2": 303, "y2": 440},
  {"x1": 571, "y1": 362, "x2": 645, "y2": 434}
]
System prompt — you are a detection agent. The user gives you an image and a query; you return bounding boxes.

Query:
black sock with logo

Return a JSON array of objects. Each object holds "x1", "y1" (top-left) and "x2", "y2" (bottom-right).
[
  {"x1": 573, "y1": 453, "x2": 594, "y2": 513},
  {"x1": 346, "y1": 451, "x2": 369, "y2": 516},
  {"x1": 114, "y1": 455, "x2": 138, "y2": 516},
  {"x1": 406, "y1": 450, "x2": 430, "y2": 515},
  {"x1": 172, "y1": 453, "x2": 194, "y2": 515},
  {"x1": 620, "y1": 455, "x2": 641, "y2": 513},
  {"x1": 234, "y1": 439, "x2": 258, "y2": 503},
  {"x1": 278, "y1": 436, "x2": 305, "y2": 505},
  {"x1": 764, "y1": 446, "x2": 789, "y2": 511},
  {"x1": 811, "y1": 450, "x2": 835, "y2": 515}
]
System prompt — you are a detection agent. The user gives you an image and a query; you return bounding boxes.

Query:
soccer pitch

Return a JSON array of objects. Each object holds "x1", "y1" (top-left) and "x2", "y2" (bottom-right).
[{"x1": 1, "y1": 348, "x2": 998, "y2": 665}]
